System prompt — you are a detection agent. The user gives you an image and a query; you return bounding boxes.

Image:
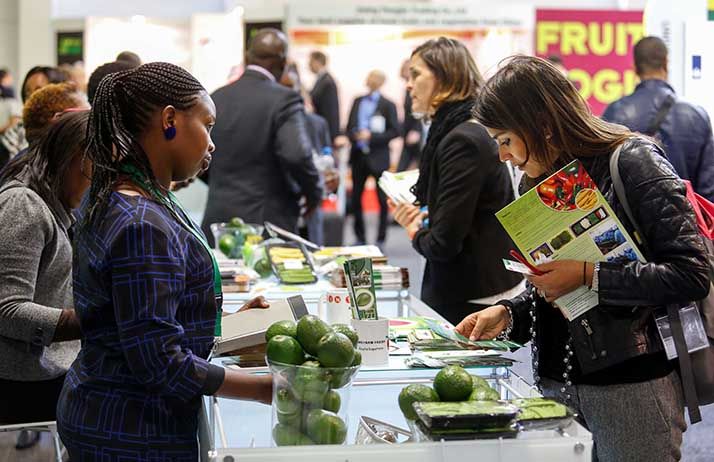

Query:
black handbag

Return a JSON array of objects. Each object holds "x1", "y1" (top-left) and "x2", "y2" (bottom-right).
[{"x1": 610, "y1": 143, "x2": 714, "y2": 424}]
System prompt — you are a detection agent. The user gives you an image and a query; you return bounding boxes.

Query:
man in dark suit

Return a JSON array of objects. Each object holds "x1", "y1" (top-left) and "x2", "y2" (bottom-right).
[
  {"x1": 201, "y1": 28, "x2": 322, "y2": 245},
  {"x1": 309, "y1": 51, "x2": 340, "y2": 144},
  {"x1": 346, "y1": 70, "x2": 399, "y2": 247}
]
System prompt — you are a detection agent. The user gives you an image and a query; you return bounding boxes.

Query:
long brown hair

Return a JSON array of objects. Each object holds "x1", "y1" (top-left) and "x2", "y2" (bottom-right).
[
  {"x1": 1, "y1": 111, "x2": 89, "y2": 211},
  {"x1": 473, "y1": 55, "x2": 631, "y2": 171},
  {"x1": 412, "y1": 37, "x2": 484, "y2": 111}
]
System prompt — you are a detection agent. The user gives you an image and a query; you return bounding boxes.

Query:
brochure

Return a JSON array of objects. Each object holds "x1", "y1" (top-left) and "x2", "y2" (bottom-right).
[
  {"x1": 496, "y1": 160, "x2": 644, "y2": 320},
  {"x1": 343, "y1": 257, "x2": 379, "y2": 320},
  {"x1": 378, "y1": 169, "x2": 419, "y2": 204}
]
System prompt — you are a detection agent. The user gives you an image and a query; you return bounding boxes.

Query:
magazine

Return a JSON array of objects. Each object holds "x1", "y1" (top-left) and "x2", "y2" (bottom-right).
[
  {"x1": 378, "y1": 169, "x2": 419, "y2": 204},
  {"x1": 496, "y1": 160, "x2": 644, "y2": 320}
]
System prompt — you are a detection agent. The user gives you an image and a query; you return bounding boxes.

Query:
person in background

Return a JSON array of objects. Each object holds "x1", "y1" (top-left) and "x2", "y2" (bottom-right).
[
  {"x1": 20, "y1": 66, "x2": 66, "y2": 102},
  {"x1": 116, "y1": 50, "x2": 142, "y2": 67},
  {"x1": 0, "y1": 68, "x2": 15, "y2": 97},
  {"x1": 87, "y1": 60, "x2": 139, "y2": 103},
  {"x1": 57, "y1": 62, "x2": 272, "y2": 461},
  {"x1": 458, "y1": 55, "x2": 709, "y2": 461},
  {"x1": 0, "y1": 112, "x2": 89, "y2": 445},
  {"x1": 1, "y1": 66, "x2": 67, "y2": 161},
  {"x1": 391, "y1": 38, "x2": 522, "y2": 324},
  {"x1": 346, "y1": 70, "x2": 399, "y2": 249},
  {"x1": 201, "y1": 28, "x2": 322, "y2": 244},
  {"x1": 22, "y1": 82, "x2": 89, "y2": 145},
  {"x1": 309, "y1": 50, "x2": 341, "y2": 145},
  {"x1": 603, "y1": 36, "x2": 714, "y2": 201},
  {"x1": 0, "y1": 69, "x2": 21, "y2": 168},
  {"x1": 58, "y1": 62, "x2": 87, "y2": 94},
  {"x1": 281, "y1": 61, "x2": 338, "y2": 245},
  {"x1": 397, "y1": 59, "x2": 423, "y2": 171}
]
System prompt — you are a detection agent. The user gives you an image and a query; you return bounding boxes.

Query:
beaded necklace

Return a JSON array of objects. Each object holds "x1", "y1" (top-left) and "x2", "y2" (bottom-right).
[{"x1": 528, "y1": 290, "x2": 574, "y2": 401}]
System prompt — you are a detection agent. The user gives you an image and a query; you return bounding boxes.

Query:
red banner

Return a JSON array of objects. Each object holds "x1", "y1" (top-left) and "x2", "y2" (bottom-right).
[{"x1": 536, "y1": 9, "x2": 644, "y2": 116}]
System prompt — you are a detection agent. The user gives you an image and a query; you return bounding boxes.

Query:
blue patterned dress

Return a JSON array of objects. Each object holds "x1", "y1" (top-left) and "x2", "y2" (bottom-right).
[{"x1": 57, "y1": 192, "x2": 224, "y2": 461}]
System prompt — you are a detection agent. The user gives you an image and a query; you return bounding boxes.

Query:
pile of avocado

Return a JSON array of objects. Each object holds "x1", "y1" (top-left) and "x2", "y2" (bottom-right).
[
  {"x1": 217, "y1": 217, "x2": 263, "y2": 260},
  {"x1": 398, "y1": 365, "x2": 499, "y2": 422},
  {"x1": 265, "y1": 316, "x2": 362, "y2": 446}
]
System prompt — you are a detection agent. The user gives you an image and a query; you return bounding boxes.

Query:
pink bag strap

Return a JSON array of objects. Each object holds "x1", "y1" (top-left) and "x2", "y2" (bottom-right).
[{"x1": 683, "y1": 180, "x2": 714, "y2": 240}]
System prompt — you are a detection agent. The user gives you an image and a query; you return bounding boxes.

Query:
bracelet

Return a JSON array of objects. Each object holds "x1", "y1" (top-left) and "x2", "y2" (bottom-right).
[
  {"x1": 496, "y1": 305, "x2": 514, "y2": 340},
  {"x1": 582, "y1": 261, "x2": 587, "y2": 286}
]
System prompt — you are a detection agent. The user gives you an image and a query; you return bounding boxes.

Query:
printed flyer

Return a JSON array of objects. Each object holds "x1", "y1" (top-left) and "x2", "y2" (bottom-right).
[{"x1": 496, "y1": 160, "x2": 644, "y2": 320}]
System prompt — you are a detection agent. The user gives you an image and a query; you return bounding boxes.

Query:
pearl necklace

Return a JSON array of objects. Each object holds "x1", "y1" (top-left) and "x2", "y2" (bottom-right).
[{"x1": 529, "y1": 290, "x2": 574, "y2": 401}]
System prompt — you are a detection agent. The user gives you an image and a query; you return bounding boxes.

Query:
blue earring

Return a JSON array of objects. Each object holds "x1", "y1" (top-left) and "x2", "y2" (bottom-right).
[{"x1": 164, "y1": 125, "x2": 176, "y2": 140}]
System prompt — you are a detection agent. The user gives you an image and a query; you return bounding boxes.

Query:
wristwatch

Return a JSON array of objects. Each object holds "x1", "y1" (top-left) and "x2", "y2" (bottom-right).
[{"x1": 591, "y1": 262, "x2": 600, "y2": 292}]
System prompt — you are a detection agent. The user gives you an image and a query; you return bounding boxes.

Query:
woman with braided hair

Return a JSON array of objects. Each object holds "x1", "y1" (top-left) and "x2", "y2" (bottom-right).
[
  {"x1": 390, "y1": 37, "x2": 522, "y2": 324},
  {"x1": 56, "y1": 62, "x2": 271, "y2": 461}
]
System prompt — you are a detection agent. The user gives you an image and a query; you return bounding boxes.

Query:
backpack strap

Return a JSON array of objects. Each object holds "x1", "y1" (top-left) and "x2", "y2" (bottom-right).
[
  {"x1": 645, "y1": 94, "x2": 675, "y2": 136},
  {"x1": 608, "y1": 142, "x2": 703, "y2": 423},
  {"x1": 609, "y1": 143, "x2": 646, "y2": 251}
]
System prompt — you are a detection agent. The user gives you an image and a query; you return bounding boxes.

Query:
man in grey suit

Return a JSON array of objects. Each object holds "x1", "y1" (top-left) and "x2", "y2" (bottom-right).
[{"x1": 201, "y1": 29, "x2": 322, "y2": 244}]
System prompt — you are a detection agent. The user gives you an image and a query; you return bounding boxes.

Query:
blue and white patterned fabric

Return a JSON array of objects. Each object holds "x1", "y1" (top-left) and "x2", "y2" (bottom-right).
[{"x1": 57, "y1": 192, "x2": 224, "y2": 461}]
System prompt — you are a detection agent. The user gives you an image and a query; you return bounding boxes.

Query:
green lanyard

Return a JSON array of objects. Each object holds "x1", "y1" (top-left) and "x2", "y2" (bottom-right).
[{"x1": 119, "y1": 164, "x2": 223, "y2": 336}]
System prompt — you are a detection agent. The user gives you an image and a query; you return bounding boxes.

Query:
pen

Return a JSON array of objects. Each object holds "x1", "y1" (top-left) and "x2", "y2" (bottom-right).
[{"x1": 509, "y1": 249, "x2": 545, "y2": 276}]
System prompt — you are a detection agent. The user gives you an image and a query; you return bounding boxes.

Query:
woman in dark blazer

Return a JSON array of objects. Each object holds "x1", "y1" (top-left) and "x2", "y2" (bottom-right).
[{"x1": 392, "y1": 38, "x2": 522, "y2": 325}]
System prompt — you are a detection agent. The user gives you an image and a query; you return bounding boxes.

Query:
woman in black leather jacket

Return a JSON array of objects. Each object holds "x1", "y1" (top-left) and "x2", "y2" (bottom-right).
[{"x1": 456, "y1": 56, "x2": 710, "y2": 462}]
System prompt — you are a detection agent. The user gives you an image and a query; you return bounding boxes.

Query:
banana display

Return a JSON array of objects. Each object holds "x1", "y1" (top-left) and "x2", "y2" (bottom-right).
[{"x1": 268, "y1": 245, "x2": 317, "y2": 284}]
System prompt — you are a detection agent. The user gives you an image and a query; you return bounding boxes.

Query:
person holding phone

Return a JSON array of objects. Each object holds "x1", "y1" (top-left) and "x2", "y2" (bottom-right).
[
  {"x1": 456, "y1": 55, "x2": 709, "y2": 461},
  {"x1": 391, "y1": 37, "x2": 522, "y2": 325}
]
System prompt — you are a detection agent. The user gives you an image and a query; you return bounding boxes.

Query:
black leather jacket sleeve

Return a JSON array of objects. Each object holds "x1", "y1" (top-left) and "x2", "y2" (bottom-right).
[
  {"x1": 275, "y1": 96, "x2": 323, "y2": 209},
  {"x1": 498, "y1": 287, "x2": 534, "y2": 346},
  {"x1": 598, "y1": 140, "x2": 710, "y2": 306}
]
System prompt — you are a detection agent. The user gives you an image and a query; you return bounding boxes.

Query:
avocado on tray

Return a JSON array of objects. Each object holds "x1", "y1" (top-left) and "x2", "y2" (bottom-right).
[
  {"x1": 414, "y1": 401, "x2": 519, "y2": 431},
  {"x1": 509, "y1": 397, "x2": 574, "y2": 431},
  {"x1": 414, "y1": 420, "x2": 518, "y2": 441}
]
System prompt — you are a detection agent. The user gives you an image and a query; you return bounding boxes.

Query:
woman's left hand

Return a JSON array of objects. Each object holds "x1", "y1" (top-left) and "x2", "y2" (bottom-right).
[
  {"x1": 405, "y1": 211, "x2": 427, "y2": 241},
  {"x1": 237, "y1": 296, "x2": 270, "y2": 312},
  {"x1": 526, "y1": 260, "x2": 591, "y2": 303}
]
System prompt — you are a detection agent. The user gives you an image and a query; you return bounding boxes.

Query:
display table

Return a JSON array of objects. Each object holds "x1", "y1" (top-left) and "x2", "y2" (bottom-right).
[{"x1": 201, "y1": 290, "x2": 593, "y2": 461}]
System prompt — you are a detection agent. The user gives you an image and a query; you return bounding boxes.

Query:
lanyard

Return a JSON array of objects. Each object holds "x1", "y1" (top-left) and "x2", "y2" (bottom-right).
[{"x1": 119, "y1": 164, "x2": 223, "y2": 336}]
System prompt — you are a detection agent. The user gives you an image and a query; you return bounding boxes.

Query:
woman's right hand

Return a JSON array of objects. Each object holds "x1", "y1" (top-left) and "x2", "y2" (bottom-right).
[
  {"x1": 390, "y1": 200, "x2": 421, "y2": 229},
  {"x1": 218, "y1": 369, "x2": 273, "y2": 405},
  {"x1": 455, "y1": 305, "x2": 510, "y2": 341}
]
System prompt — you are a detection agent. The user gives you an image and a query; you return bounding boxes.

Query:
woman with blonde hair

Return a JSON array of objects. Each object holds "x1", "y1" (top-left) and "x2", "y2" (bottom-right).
[{"x1": 391, "y1": 37, "x2": 522, "y2": 324}]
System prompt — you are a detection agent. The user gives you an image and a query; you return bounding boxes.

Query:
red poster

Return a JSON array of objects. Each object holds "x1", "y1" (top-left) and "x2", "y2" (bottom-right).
[{"x1": 536, "y1": 9, "x2": 644, "y2": 116}]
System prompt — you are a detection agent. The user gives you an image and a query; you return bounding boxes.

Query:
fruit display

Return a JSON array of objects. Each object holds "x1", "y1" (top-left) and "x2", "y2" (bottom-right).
[
  {"x1": 265, "y1": 316, "x2": 361, "y2": 446},
  {"x1": 398, "y1": 384, "x2": 440, "y2": 421},
  {"x1": 267, "y1": 243, "x2": 317, "y2": 285},
  {"x1": 397, "y1": 366, "x2": 574, "y2": 440},
  {"x1": 433, "y1": 365, "x2": 473, "y2": 402},
  {"x1": 211, "y1": 217, "x2": 264, "y2": 259}
]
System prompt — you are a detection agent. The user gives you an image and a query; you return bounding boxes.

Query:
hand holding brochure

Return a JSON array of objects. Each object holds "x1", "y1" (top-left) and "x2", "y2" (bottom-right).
[
  {"x1": 378, "y1": 169, "x2": 419, "y2": 204},
  {"x1": 496, "y1": 160, "x2": 644, "y2": 320}
]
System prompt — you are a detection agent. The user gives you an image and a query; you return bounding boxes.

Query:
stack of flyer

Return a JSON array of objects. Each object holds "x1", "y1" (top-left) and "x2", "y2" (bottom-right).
[
  {"x1": 378, "y1": 169, "x2": 419, "y2": 204},
  {"x1": 497, "y1": 160, "x2": 644, "y2": 321},
  {"x1": 330, "y1": 265, "x2": 409, "y2": 290}
]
